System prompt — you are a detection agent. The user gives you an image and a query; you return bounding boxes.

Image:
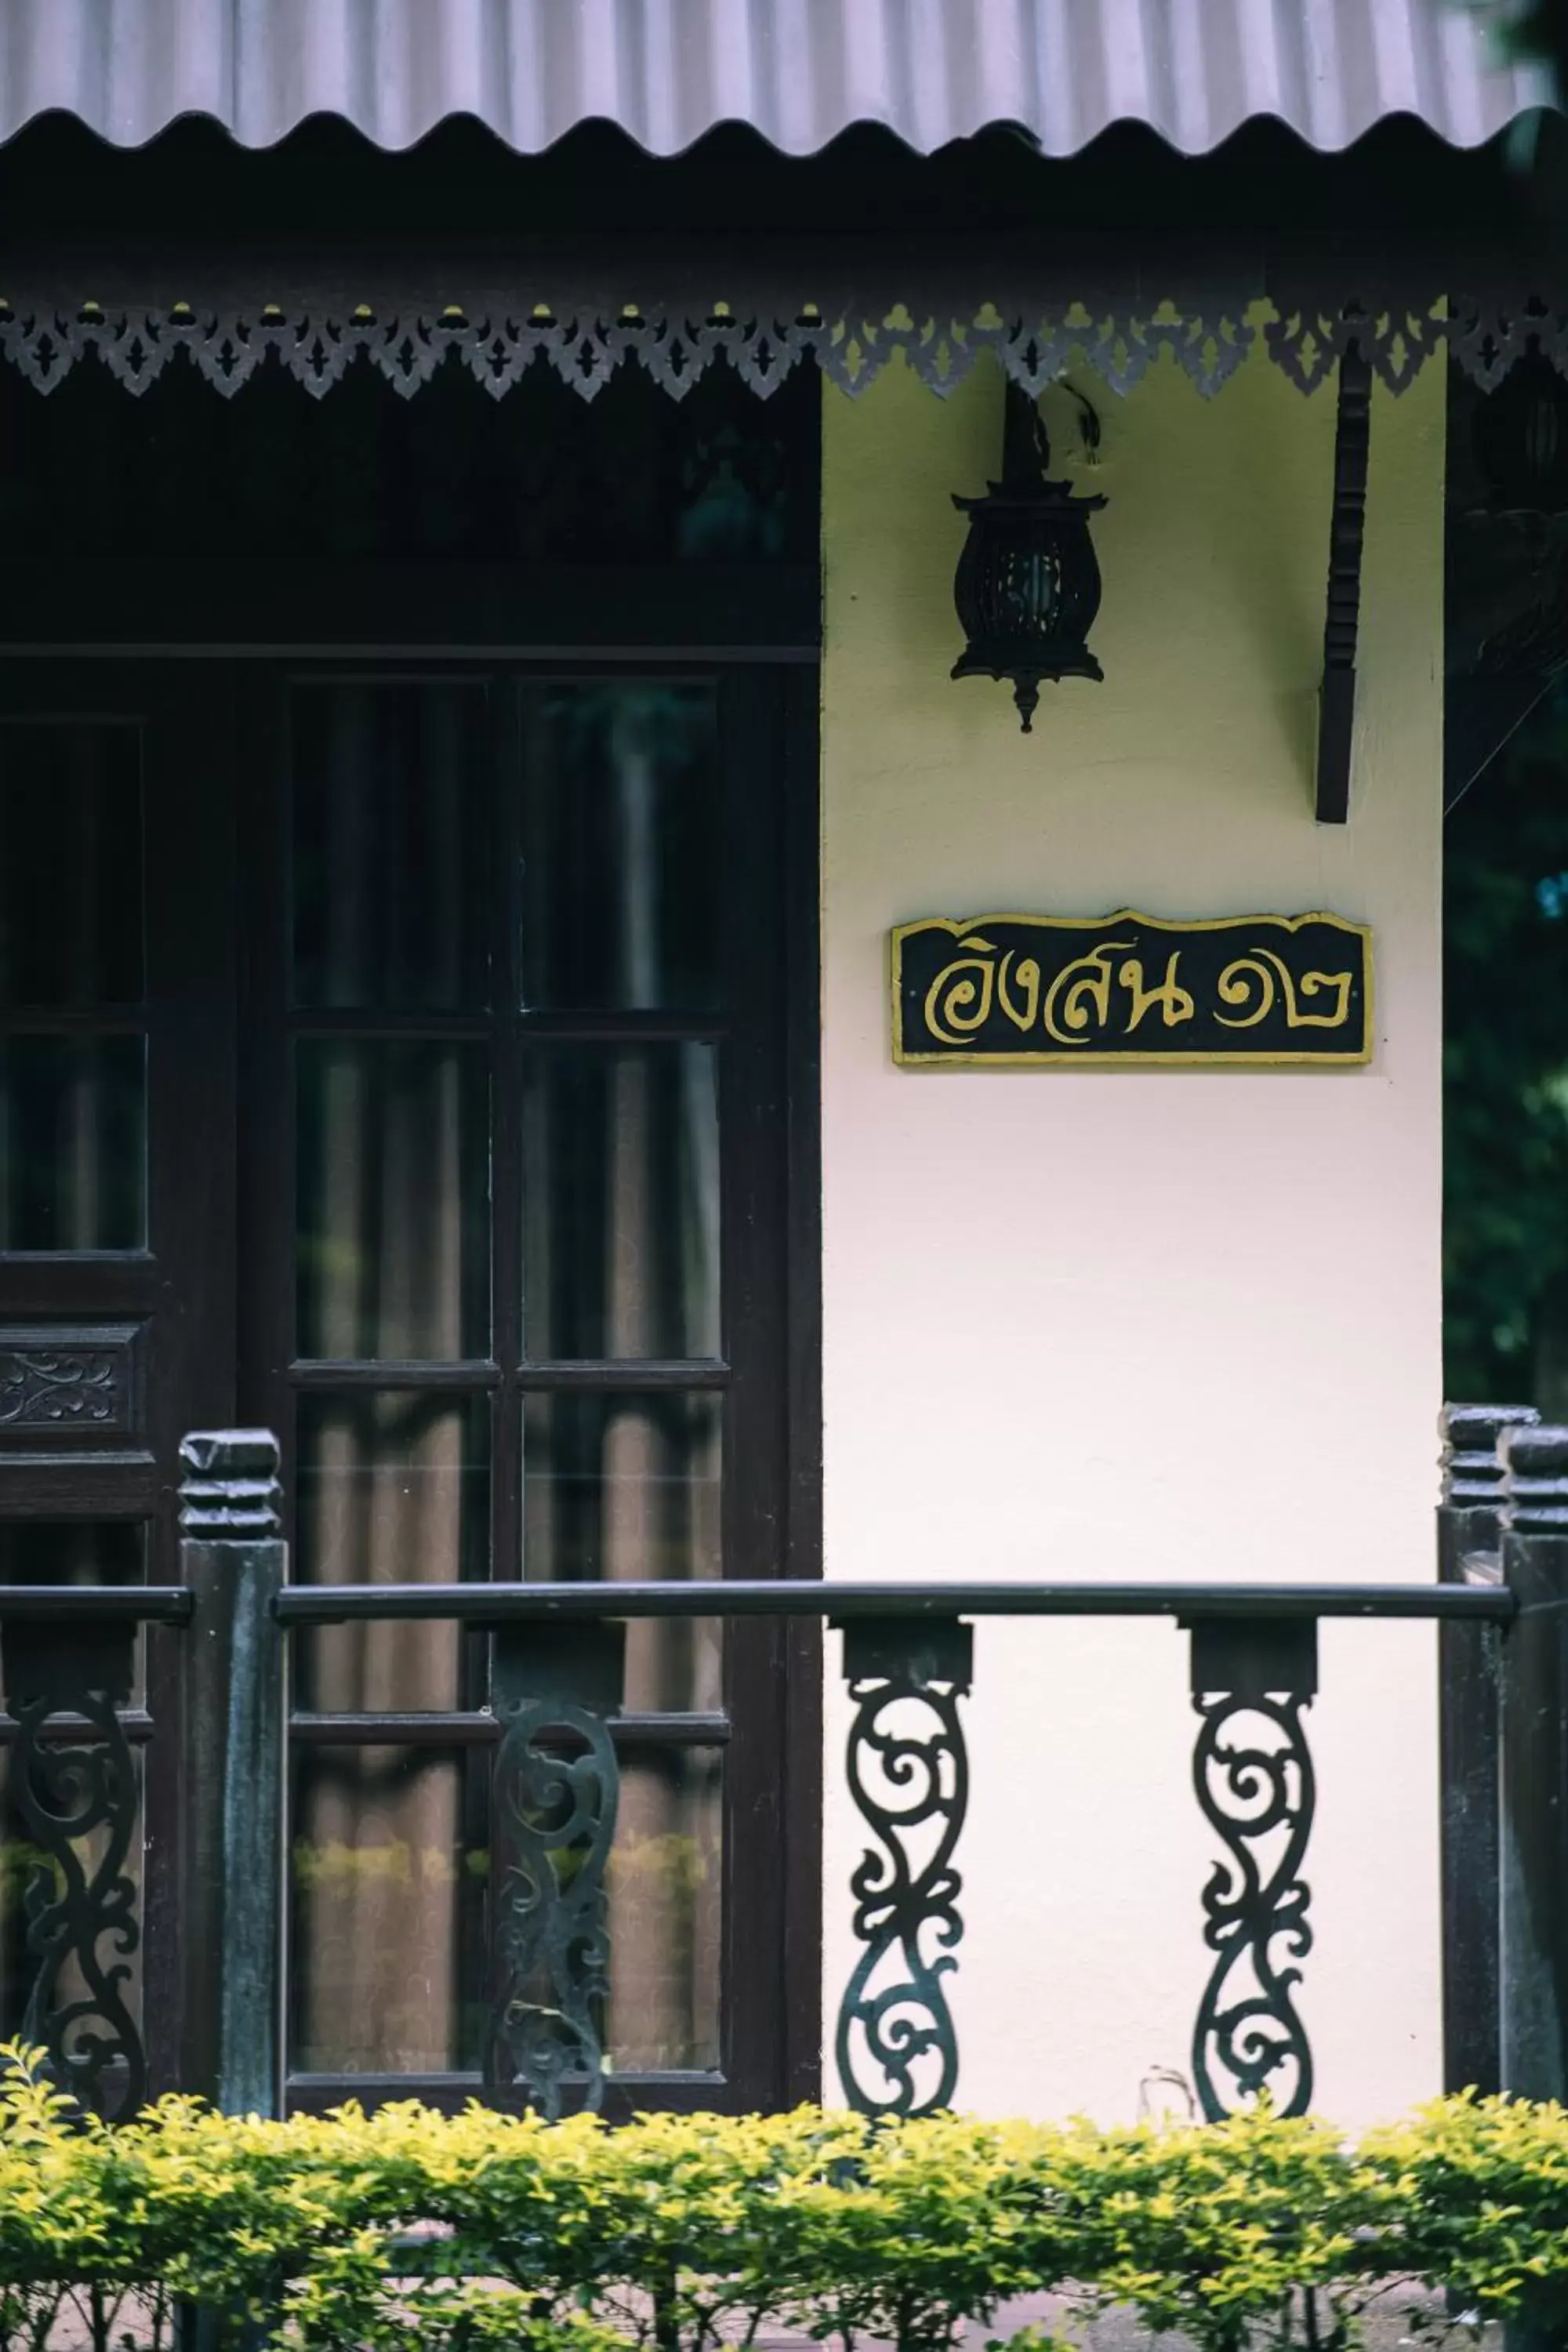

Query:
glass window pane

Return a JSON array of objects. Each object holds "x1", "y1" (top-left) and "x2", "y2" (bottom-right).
[
  {"x1": 521, "y1": 1044, "x2": 719, "y2": 1361},
  {"x1": 0, "y1": 724, "x2": 143, "y2": 1007},
  {"x1": 0, "y1": 1037, "x2": 145, "y2": 1250},
  {"x1": 521, "y1": 1392, "x2": 721, "y2": 1714},
  {"x1": 296, "y1": 1040, "x2": 489, "y2": 1360},
  {"x1": 608, "y1": 1745, "x2": 721, "y2": 2074},
  {"x1": 294, "y1": 1392, "x2": 490, "y2": 1714},
  {"x1": 289, "y1": 1741, "x2": 720, "y2": 2082},
  {"x1": 290, "y1": 1745, "x2": 483, "y2": 2075},
  {"x1": 521, "y1": 685, "x2": 720, "y2": 1011},
  {"x1": 292, "y1": 684, "x2": 491, "y2": 1012},
  {"x1": 0, "y1": 1523, "x2": 147, "y2": 1708},
  {"x1": 0, "y1": 1521, "x2": 143, "y2": 1587}
]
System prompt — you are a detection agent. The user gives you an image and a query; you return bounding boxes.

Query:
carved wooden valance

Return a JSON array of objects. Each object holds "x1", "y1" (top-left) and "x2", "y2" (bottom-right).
[{"x1": 4, "y1": 237, "x2": 1567, "y2": 401}]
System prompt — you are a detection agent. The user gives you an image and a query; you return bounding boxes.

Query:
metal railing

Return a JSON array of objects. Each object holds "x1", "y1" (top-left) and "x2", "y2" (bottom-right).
[
  {"x1": 2, "y1": 1410, "x2": 1566, "y2": 2125},
  {"x1": 274, "y1": 1573, "x2": 1503, "y2": 2122},
  {"x1": 278, "y1": 1580, "x2": 1512, "y2": 1623}
]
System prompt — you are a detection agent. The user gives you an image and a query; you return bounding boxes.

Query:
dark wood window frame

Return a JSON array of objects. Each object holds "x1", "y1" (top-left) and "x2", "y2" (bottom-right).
[
  {"x1": 0, "y1": 561, "x2": 822, "y2": 2116},
  {"x1": 239, "y1": 651, "x2": 820, "y2": 2114}
]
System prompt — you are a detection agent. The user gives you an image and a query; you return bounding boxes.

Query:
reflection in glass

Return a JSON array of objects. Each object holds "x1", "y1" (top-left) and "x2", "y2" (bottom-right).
[
  {"x1": 607, "y1": 1746, "x2": 722, "y2": 2072},
  {"x1": 0, "y1": 724, "x2": 143, "y2": 1007},
  {"x1": 521, "y1": 686, "x2": 720, "y2": 1011},
  {"x1": 296, "y1": 1040, "x2": 489, "y2": 1360},
  {"x1": 290, "y1": 1745, "x2": 481, "y2": 2075},
  {"x1": 0, "y1": 1522, "x2": 143, "y2": 1587},
  {"x1": 294, "y1": 1393, "x2": 489, "y2": 1714},
  {"x1": 521, "y1": 1044, "x2": 719, "y2": 1361},
  {"x1": 0, "y1": 1037, "x2": 145, "y2": 1250},
  {"x1": 288, "y1": 1742, "x2": 721, "y2": 2080},
  {"x1": 292, "y1": 684, "x2": 490, "y2": 1012},
  {"x1": 0, "y1": 1523, "x2": 147, "y2": 1708},
  {"x1": 522, "y1": 1392, "x2": 721, "y2": 1715}
]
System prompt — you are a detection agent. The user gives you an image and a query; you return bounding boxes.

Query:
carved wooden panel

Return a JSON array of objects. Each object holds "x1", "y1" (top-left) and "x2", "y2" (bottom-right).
[{"x1": 0, "y1": 1325, "x2": 140, "y2": 1443}]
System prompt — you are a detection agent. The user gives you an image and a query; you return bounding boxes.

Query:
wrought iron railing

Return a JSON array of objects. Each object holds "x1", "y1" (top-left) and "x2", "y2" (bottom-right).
[
  {"x1": 7, "y1": 1409, "x2": 1568, "y2": 2125},
  {"x1": 274, "y1": 1573, "x2": 1505, "y2": 2122},
  {"x1": 0, "y1": 1584, "x2": 189, "y2": 2120}
]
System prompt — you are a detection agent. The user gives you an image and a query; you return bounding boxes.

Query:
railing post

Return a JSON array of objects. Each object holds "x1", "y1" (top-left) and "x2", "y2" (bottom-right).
[
  {"x1": 485, "y1": 1620, "x2": 624, "y2": 2118},
  {"x1": 833, "y1": 1614, "x2": 971, "y2": 2118},
  {"x1": 1438, "y1": 1403, "x2": 1537, "y2": 2096},
  {"x1": 1498, "y1": 1424, "x2": 1568, "y2": 2103},
  {"x1": 177, "y1": 1429, "x2": 285, "y2": 2117},
  {"x1": 1187, "y1": 1615, "x2": 1317, "y2": 2119}
]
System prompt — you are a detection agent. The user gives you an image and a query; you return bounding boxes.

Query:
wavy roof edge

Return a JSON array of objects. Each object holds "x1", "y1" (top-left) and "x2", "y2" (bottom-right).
[
  {"x1": 0, "y1": 99, "x2": 1558, "y2": 165},
  {"x1": 0, "y1": 0, "x2": 1552, "y2": 162}
]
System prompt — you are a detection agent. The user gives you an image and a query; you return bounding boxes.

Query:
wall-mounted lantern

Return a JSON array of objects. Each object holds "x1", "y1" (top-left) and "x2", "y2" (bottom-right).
[{"x1": 950, "y1": 379, "x2": 1108, "y2": 733}]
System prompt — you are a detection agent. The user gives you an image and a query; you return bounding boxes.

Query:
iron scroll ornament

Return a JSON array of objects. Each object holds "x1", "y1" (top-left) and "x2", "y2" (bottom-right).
[
  {"x1": 835, "y1": 1618, "x2": 971, "y2": 2118},
  {"x1": 487, "y1": 1624, "x2": 623, "y2": 2119},
  {"x1": 3, "y1": 1623, "x2": 144, "y2": 2122},
  {"x1": 1189, "y1": 1620, "x2": 1317, "y2": 2120}
]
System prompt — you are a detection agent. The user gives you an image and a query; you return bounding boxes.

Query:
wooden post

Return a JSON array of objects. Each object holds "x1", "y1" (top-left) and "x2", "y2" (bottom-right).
[
  {"x1": 1439, "y1": 1403, "x2": 1537, "y2": 2096},
  {"x1": 177, "y1": 1429, "x2": 285, "y2": 2116},
  {"x1": 1499, "y1": 1423, "x2": 1568, "y2": 2102}
]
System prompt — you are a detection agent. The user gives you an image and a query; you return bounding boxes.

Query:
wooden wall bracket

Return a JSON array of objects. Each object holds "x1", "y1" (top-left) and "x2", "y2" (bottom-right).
[{"x1": 1315, "y1": 343, "x2": 1372, "y2": 825}]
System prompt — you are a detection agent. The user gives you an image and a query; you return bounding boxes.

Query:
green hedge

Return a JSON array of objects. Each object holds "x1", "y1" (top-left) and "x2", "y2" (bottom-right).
[{"x1": 1, "y1": 2046, "x2": 1565, "y2": 2352}]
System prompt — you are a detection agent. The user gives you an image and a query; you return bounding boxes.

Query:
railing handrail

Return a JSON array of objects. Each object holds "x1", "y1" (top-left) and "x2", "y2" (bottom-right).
[
  {"x1": 271, "y1": 1577, "x2": 1515, "y2": 1624},
  {"x1": 0, "y1": 1580, "x2": 1498, "y2": 1631},
  {"x1": 0, "y1": 1585, "x2": 193, "y2": 1623}
]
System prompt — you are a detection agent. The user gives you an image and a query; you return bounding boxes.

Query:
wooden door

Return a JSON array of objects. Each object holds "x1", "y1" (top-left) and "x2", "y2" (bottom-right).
[
  {"x1": 0, "y1": 659, "x2": 236, "y2": 2092},
  {"x1": 236, "y1": 658, "x2": 820, "y2": 2113}
]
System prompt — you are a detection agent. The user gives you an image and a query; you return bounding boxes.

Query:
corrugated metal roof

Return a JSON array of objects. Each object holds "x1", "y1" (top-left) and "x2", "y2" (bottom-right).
[{"x1": 0, "y1": 0, "x2": 1551, "y2": 158}]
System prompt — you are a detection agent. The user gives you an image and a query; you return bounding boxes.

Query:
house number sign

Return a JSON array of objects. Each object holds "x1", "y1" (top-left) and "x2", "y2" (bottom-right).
[{"x1": 892, "y1": 911, "x2": 1372, "y2": 1066}]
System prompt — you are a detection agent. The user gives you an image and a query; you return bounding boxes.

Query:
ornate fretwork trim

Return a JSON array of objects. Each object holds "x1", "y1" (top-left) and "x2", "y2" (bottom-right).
[
  {"x1": 0, "y1": 295, "x2": 1462, "y2": 403},
  {"x1": 0, "y1": 298, "x2": 1267, "y2": 401},
  {"x1": 5, "y1": 290, "x2": 1568, "y2": 401}
]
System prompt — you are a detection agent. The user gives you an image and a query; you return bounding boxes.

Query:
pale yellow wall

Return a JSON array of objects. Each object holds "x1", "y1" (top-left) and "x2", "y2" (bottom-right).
[{"x1": 819, "y1": 340, "x2": 1446, "y2": 2125}]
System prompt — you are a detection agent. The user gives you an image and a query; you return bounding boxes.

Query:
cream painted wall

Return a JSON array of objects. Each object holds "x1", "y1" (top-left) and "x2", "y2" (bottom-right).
[{"x1": 818, "y1": 340, "x2": 1446, "y2": 2126}]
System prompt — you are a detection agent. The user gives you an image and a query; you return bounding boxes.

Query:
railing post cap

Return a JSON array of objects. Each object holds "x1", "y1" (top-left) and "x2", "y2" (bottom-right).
[
  {"x1": 178, "y1": 1428, "x2": 282, "y2": 1538},
  {"x1": 1441, "y1": 1401, "x2": 1540, "y2": 1504},
  {"x1": 179, "y1": 1429, "x2": 279, "y2": 1476},
  {"x1": 1501, "y1": 1422, "x2": 1568, "y2": 1532},
  {"x1": 1501, "y1": 1424, "x2": 1568, "y2": 1472}
]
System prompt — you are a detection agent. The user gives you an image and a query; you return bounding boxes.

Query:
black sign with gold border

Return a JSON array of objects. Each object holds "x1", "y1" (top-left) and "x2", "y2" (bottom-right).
[{"x1": 892, "y1": 911, "x2": 1373, "y2": 1067}]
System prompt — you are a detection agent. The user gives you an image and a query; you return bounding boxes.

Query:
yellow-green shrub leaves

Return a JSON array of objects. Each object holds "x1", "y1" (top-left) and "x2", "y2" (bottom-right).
[{"x1": 3, "y1": 2050, "x2": 1568, "y2": 2352}]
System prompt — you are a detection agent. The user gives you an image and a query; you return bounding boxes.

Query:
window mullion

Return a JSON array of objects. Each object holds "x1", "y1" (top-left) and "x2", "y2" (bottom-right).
[{"x1": 492, "y1": 675, "x2": 525, "y2": 1599}]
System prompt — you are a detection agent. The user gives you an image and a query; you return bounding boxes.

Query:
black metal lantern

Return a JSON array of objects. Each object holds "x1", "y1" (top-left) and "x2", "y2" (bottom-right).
[
  {"x1": 1472, "y1": 350, "x2": 1568, "y2": 516},
  {"x1": 950, "y1": 379, "x2": 1108, "y2": 732}
]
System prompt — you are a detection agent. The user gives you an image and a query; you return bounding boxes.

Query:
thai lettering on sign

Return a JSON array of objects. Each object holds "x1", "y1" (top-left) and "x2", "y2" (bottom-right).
[{"x1": 892, "y1": 912, "x2": 1372, "y2": 1065}]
